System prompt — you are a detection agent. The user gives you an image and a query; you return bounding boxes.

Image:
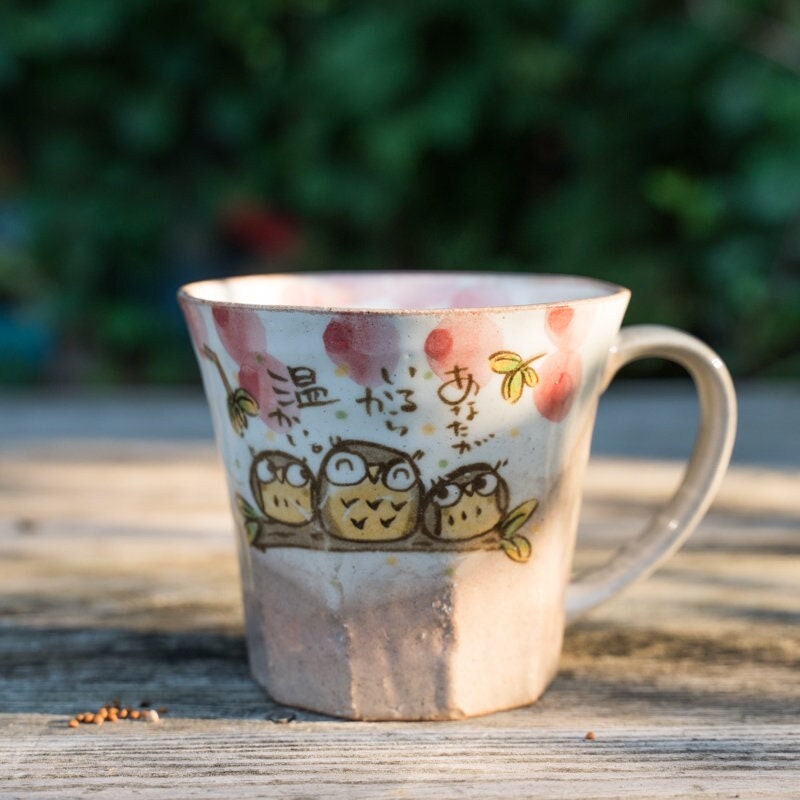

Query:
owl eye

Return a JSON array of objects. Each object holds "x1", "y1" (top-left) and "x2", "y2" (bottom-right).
[
  {"x1": 325, "y1": 451, "x2": 368, "y2": 486},
  {"x1": 285, "y1": 462, "x2": 310, "y2": 488},
  {"x1": 433, "y1": 483, "x2": 462, "y2": 508},
  {"x1": 384, "y1": 460, "x2": 417, "y2": 492},
  {"x1": 255, "y1": 459, "x2": 275, "y2": 484},
  {"x1": 474, "y1": 472, "x2": 499, "y2": 496}
]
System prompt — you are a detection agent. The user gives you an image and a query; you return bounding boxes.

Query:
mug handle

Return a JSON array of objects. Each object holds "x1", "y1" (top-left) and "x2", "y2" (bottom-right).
[{"x1": 565, "y1": 325, "x2": 737, "y2": 623}]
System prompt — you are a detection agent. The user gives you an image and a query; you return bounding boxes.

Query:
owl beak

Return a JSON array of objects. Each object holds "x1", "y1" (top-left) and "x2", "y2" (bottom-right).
[
  {"x1": 275, "y1": 466, "x2": 285, "y2": 482},
  {"x1": 463, "y1": 482, "x2": 476, "y2": 497},
  {"x1": 367, "y1": 464, "x2": 381, "y2": 484}
]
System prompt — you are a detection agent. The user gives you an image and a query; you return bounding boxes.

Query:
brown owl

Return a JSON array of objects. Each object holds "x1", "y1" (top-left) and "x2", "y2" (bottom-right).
[
  {"x1": 317, "y1": 441, "x2": 423, "y2": 542},
  {"x1": 423, "y1": 463, "x2": 509, "y2": 541},
  {"x1": 250, "y1": 450, "x2": 315, "y2": 527}
]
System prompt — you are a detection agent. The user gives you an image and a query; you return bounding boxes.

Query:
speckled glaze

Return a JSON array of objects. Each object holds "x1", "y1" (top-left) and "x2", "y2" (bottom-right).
[{"x1": 179, "y1": 272, "x2": 736, "y2": 720}]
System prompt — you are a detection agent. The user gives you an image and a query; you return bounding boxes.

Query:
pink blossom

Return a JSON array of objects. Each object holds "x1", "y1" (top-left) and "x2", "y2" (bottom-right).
[
  {"x1": 239, "y1": 352, "x2": 293, "y2": 431},
  {"x1": 545, "y1": 304, "x2": 593, "y2": 349},
  {"x1": 534, "y1": 351, "x2": 583, "y2": 422},
  {"x1": 424, "y1": 316, "x2": 503, "y2": 385},
  {"x1": 323, "y1": 315, "x2": 400, "y2": 386},
  {"x1": 213, "y1": 306, "x2": 267, "y2": 365}
]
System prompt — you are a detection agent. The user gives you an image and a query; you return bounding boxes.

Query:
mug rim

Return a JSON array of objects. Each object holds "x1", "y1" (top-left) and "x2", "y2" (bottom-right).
[{"x1": 178, "y1": 270, "x2": 631, "y2": 316}]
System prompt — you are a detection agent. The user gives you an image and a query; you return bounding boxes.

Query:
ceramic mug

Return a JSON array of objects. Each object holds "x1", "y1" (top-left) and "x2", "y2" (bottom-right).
[{"x1": 179, "y1": 272, "x2": 736, "y2": 720}]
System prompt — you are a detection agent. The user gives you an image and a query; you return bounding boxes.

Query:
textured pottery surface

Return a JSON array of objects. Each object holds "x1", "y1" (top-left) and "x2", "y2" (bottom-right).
[{"x1": 180, "y1": 273, "x2": 632, "y2": 719}]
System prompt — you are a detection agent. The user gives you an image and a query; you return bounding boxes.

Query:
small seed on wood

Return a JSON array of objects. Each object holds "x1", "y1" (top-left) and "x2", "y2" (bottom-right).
[
  {"x1": 14, "y1": 517, "x2": 37, "y2": 534},
  {"x1": 68, "y1": 719, "x2": 79, "y2": 728},
  {"x1": 585, "y1": 731, "x2": 596, "y2": 741},
  {"x1": 129, "y1": 710, "x2": 140, "y2": 720},
  {"x1": 119, "y1": 708, "x2": 128, "y2": 719}
]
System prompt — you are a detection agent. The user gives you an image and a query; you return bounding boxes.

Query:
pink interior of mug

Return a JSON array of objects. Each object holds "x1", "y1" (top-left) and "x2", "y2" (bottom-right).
[{"x1": 180, "y1": 271, "x2": 626, "y2": 312}]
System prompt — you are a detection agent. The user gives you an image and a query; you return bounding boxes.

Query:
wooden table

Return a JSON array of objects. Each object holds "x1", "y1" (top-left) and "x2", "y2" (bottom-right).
[{"x1": 1, "y1": 385, "x2": 798, "y2": 798}]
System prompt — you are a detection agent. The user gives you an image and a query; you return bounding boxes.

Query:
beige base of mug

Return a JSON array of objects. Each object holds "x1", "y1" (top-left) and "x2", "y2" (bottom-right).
[{"x1": 234, "y1": 326, "x2": 735, "y2": 720}]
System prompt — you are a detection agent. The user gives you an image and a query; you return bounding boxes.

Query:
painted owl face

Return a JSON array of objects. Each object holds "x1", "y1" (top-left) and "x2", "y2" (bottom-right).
[
  {"x1": 250, "y1": 450, "x2": 315, "y2": 527},
  {"x1": 318, "y1": 441, "x2": 423, "y2": 542},
  {"x1": 423, "y1": 464, "x2": 509, "y2": 541}
]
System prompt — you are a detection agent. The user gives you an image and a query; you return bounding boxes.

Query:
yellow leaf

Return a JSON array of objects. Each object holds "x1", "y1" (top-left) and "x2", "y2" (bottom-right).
[
  {"x1": 502, "y1": 370, "x2": 525, "y2": 403},
  {"x1": 489, "y1": 351, "x2": 523, "y2": 374},
  {"x1": 234, "y1": 388, "x2": 259, "y2": 416},
  {"x1": 501, "y1": 535, "x2": 532, "y2": 563},
  {"x1": 501, "y1": 499, "x2": 539, "y2": 539},
  {"x1": 522, "y1": 366, "x2": 539, "y2": 388},
  {"x1": 228, "y1": 402, "x2": 246, "y2": 434}
]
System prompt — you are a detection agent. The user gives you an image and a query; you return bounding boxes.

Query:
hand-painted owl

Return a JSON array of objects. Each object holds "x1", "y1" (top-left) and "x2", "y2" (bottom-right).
[
  {"x1": 423, "y1": 463, "x2": 509, "y2": 541},
  {"x1": 317, "y1": 441, "x2": 423, "y2": 542},
  {"x1": 250, "y1": 450, "x2": 315, "y2": 527}
]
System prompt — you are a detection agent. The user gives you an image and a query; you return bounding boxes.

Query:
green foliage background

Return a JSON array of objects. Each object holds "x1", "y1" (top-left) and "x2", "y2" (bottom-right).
[{"x1": 1, "y1": 0, "x2": 799, "y2": 382}]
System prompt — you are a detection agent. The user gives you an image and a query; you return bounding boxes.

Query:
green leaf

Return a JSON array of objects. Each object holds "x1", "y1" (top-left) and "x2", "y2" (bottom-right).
[
  {"x1": 501, "y1": 370, "x2": 525, "y2": 403},
  {"x1": 501, "y1": 499, "x2": 539, "y2": 539},
  {"x1": 490, "y1": 351, "x2": 523, "y2": 374},
  {"x1": 236, "y1": 493, "x2": 261, "y2": 521},
  {"x1": 500, "y1": 535, "x2": 532, "y2": 563},
  {"x1": 245, "y1": 520, "x2": 260, "y2": 545}
]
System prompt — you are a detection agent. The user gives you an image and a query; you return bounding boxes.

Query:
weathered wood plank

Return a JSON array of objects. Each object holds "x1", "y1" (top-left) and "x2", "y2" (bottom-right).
[
  {"x1": 3, "y1": 722, "x2": 799, "y2": 799},
  {"x1": 1, "y1": 434, "x2": 799, "y2": 798}
]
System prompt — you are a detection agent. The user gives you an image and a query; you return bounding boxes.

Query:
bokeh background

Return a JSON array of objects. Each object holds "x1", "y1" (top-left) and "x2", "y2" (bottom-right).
[{"x1": 1, "y1": 0, "x2": 799, "y2": 385}]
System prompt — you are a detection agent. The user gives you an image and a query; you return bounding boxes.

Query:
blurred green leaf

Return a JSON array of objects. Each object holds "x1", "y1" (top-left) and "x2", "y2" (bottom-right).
[
  {"x1": 644, "y1": 168, "x2": 726, "y2": 238},
  {"x1": 737, "y1": 143, "x2": 800, "y2": 223},
  {"x1": 9, "y1": 0, "x2": 126, "y2": 55},
  {"x1": 302, "y1": 9, "x2": 416, "y2": 117},
  {"x1": 113, "y1": 91, "x2": 180, "y2": 154},
  {"x1": 504, "y1": 35, "x2": 575, "y2": 91},
  {"x1": 1, "y1": 0, "x2": 799, "y2": 383}
]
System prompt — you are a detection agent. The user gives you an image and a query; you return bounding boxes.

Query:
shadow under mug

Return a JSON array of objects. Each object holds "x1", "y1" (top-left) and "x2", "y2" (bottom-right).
[{"x1": 179, "y1": 272, "x2": 736, "y2": 720}]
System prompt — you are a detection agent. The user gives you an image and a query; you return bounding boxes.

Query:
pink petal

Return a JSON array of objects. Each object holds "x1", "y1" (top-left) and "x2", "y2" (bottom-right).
[{"x1": 213, "y1": 307, "x2": 267, "y2": 364}]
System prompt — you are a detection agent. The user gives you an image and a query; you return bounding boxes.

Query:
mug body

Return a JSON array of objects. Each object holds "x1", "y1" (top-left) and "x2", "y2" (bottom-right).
[{"x1": 179, "y1": 272, "x2": 630, "y2": 719}]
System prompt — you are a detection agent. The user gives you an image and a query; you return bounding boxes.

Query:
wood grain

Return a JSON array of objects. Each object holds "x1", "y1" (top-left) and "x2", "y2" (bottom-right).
[{"x1": 1, "y1": 435, "x2": 798, "y2": 798}]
